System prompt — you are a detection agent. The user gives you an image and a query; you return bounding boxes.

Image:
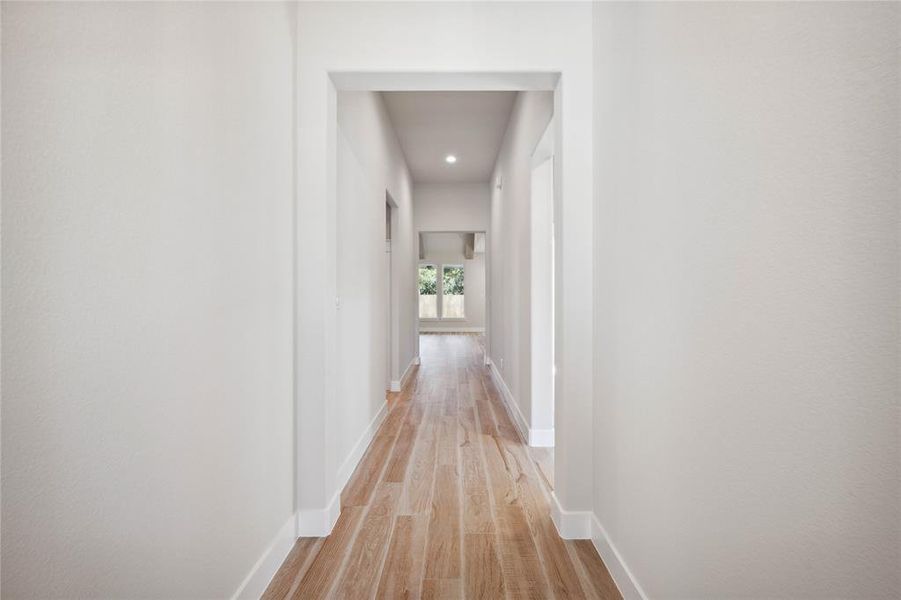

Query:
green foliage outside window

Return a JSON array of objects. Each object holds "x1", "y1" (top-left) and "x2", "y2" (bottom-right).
[
  {"x1": 419, "y1": 265, "x2": 437, "y2": 295},
  {"x1": 443, "y1": 266, "x2": 464, "y2": 295}
]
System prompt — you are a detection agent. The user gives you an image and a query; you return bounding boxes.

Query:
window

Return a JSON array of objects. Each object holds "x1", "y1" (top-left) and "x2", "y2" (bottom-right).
[
  {"x1": 442, "y1": 265, "x2": 465, "y2": 318},
  {"x1": 418, "y1": 264, "x2": 437, "y2": 318},
  {"x1": 419, "y1": 263, "x2": 465, "y2": 320}
]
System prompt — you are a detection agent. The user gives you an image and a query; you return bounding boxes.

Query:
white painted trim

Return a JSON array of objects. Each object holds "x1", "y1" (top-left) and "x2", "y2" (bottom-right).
[
  {"x1": 419, "y1": 326, "x2": 485, "y2": 333},
  {"x1": 390, "y1": 357, "x2": 417, "y2": 392},
  {"x1": 298, "y1": 397, "x2": 388, "y2": 536},
  {"x1": 330, "y1": 71, "x2": 560, "y2": 92},
  {"x1": 488, "y1": 360, "x2": 529, "y2": 444},
  {"x1": 591, "y1": 514, "x2": 649, "y2": 600},
  {"x1": 490, "y1": 361, "x2": 529, "y2": 442},
  {"x1": 528, "y1": 427, "x2": 555, "y2": 447},
  {"x1": 549, "y1": 491, "x2": 591, "y2": 539},
  {"x1": 296, "y1": 492, "x2": 341, "y2": 537},
  {"x1": 488, "y1": 360, "x2": 553, "y2": 448},
  {"x1": 231, "y1": 513, "x2": 297, "y2": 600},
  {"x1": 336, "y1": 399, "x2": 388, "y2": 494}
]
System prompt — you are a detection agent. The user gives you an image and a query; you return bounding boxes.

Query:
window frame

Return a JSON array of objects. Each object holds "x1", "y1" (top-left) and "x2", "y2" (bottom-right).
[
  {"x1": 440, "y1": 263, "x2": 465, "y2": 320},
  {"x1": 418, "y1": 263, "x2": 439, "y2": 320},
  {"x1": 418, "y1": 262, "x2": 466, "y2": 321}
]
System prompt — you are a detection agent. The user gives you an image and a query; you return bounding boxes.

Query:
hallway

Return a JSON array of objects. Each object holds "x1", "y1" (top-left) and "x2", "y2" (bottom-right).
[{"x1": 264, "y1": 334, "x2": 620, "y2": 599}]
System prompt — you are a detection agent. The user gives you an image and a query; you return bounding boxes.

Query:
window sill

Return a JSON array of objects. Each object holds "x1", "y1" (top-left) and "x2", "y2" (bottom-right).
[{"x1": 419, "y1": 318, "x2": 467, "y2": 322}]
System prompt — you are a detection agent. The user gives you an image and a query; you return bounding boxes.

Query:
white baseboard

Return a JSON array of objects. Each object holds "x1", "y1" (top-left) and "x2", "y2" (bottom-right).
[
  {"x1": 528, "y1": 427, "x2": 555, "y2": 447},
  {"x1": 549, "y1": 491, "x2": 592, "y2": 539},
  {"x1": 336, "y1": 398, "x2": 388, "y2": 493},
  {"x1": 419, "y1": 326, "x2": 485, "y2": 333},
  {"x1": 297, "y1": 492, "x2": 341, "y2": 537},
  {"x1": 389, "y1": 357, "x2": 417, "y2": 392},
  {"x1": 487, "y1": 360, "x2": 553, "y2": 448},
  {"x1": 299, "y1": 397, "x2": 388, "y2": 537},
  {"x1": 231, "y1": 512, "x2": 297, "y2": 600},
  {"x1": 591, "y1": 514, "x2": 648, "y2": 600},
  {"x1": 488, "y1": 360, "x2": 529, "y2": 443}
]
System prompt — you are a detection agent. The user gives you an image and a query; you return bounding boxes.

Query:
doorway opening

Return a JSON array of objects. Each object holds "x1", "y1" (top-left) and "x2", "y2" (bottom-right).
[
  {"x1": 417, "y1": 232, "x2": 487, "y2": 333},
  {"x1": 299, "y1": 72, "x2": 585, "y2": 542}
]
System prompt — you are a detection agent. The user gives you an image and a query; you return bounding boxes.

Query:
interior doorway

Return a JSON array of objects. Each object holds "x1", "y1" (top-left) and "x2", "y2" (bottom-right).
[
  {"x1": 416, "y1": 231, "x2": 487, "y2": 337},
  {"x1": 299, "y1": 72, "x2": 592, "y2": 542}
]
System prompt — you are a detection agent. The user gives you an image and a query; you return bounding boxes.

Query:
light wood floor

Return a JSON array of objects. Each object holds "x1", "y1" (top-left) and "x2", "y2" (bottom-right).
[{"x1": 264, "y1": 334, "x2": 621, "y2": 600}]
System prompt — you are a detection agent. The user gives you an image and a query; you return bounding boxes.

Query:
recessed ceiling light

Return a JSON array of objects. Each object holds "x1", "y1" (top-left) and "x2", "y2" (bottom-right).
[{"x1": 445, "y1": 154, "x2": 457, "y2": 164}]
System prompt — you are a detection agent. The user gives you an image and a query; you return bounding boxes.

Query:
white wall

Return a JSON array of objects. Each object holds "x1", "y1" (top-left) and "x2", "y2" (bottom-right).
[
  {"x1": 530, "y1": 130, "x2": 555, "y2": 440},
  {"x1": 592, "y1": 2, "x2": 900, "y2": 598},
  {"x1": 1, "y1": 3, "x2": 295, "y2": 598},
  {"x1": 414, "y1": 182, "x2": 490, "y2": 232},
  {"x1": 489, "y1": 92, "x2": 553, "y2": 433},
  {"x1": 332, "y1": 91, "x2": 415, "y2": 505}
]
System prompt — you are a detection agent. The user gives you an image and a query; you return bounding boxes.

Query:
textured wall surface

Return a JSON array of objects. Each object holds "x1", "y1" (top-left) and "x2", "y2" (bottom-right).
[
  {"x1": 593, "y1": 2, "x2": 900, "y2": 597},
  {"x1": 1, "y1": 3, "x2": 295, "y2": 597}
]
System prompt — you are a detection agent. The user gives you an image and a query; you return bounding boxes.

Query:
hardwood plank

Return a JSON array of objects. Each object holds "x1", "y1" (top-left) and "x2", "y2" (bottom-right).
[
  {"x1": 464, "y1": 533, "x2": 505, "y2": 600},
  {"x1": 479, "y1": 429, "x2": 521, "y2": 507},
  {"x1": 479, "y1": 360, "x2": 587, "y2": 599},
  {"x1": 269, "y1": 334, "x2": 605, "y2": 600},
  {"x1": 473, "y1": 393, "x2": 496, "y2": 435},
  {"x1": 422, "y1": 578, "x2": 462, "y2": 600},
  {"x1": 342, "y1": 433, "x2": 395, "y2": 507},
  {"x1": 384, "y1": 409, "x2": 422, "y2": 482},
  {"x1": 381, "y1": 400, "x2": 412, "y2": 437},
  {"x1": 459, "y1": 383, "x2": 495, "y2": 535},
  {"x1": 261, "y1": 537, "x2": 322, "y2": 600},
  {"x1": 468, "y1": 377, "x2": 485, "y2": 405},
  {"x1": 523, "y1": 484, "x2": 586, "y2": 599},
  {"x1": 463, "y1": 490, "x2": 493, "y2": 535},
  {"x1": 437, "y1": 415, "x2": 458, "y2": 467},
  {"x1": 496, "y1": 503, "x2": 551, "y2": 600},
  {"x1": 400, "y1": 416, "x2": 438, "y2": 515},
  {"x1": 375, "y1": 514, "x2": 428, "y2": 600},
  {"x1": 482, "y1": 382, "x2": 523, "y2": 447},
  {"x1": 459, "y1": 409, "x2": 485, "y2": 490},
  {"x1": 570, "y1": 540, "x2": 623, "y2": 600},
  {"x1": 291, "y1": 506, "x2": 364, "y2": 600},
  {"x1": 333, "y1": 482, "x2": 401, "y2": 598},
  {"x1": 443, "y1": 388, "x2": 459, "y2": 416},
  {"x1": 423, "y1": 464, "x2": 461, "y2": 579}
]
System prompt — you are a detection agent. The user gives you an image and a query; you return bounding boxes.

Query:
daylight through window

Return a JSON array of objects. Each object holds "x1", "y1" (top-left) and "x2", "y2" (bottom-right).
[
  {"x1": 442, "y1": 265, "x2": 465, "y2": 318},
  {"x1": 418, "y1": 263, "x2": 465, "y2": 319},
  {"x1": 418, "y1": 265, "x2": 437, "y2": 318}
]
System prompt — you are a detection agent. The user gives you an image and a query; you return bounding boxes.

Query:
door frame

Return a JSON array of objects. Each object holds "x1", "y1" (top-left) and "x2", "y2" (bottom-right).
[{"x1": 295, "y1": 70, "x2": 593, "y2": 540}]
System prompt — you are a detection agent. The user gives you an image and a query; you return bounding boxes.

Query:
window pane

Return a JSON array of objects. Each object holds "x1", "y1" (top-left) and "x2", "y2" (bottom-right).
[
  {"x1": 442, "y1": 265, "x2": 464, "y2": 319},
  {"x1": 418, "y1": 265, "x2": 437, "y2": 318}
]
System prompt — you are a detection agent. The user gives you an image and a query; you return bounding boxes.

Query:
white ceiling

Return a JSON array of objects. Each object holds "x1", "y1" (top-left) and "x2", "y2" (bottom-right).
[{"x1": 382, "y1": 91, "x2": 517, "y2": 184}]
